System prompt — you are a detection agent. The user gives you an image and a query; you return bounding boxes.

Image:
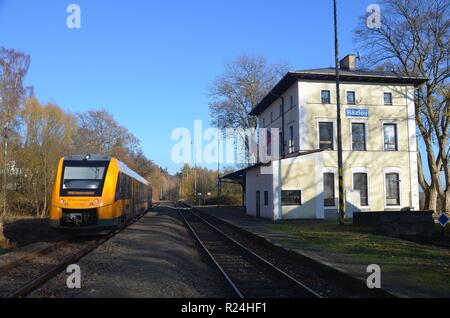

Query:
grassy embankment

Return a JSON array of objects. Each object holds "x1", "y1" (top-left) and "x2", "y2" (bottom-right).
[{"x1": 270, "y1": 221, "x2": 450, "y2": 297}]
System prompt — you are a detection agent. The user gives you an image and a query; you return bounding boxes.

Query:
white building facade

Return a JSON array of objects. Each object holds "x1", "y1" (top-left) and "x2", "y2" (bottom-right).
[{"x1": 221, "y1": 55, "x2": 428, "y2": 221}]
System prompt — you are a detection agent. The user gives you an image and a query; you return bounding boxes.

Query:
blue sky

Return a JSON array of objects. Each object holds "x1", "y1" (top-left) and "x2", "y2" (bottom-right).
[{"x1": 0, "y1": 0, "x2": 387, "y2": 174}]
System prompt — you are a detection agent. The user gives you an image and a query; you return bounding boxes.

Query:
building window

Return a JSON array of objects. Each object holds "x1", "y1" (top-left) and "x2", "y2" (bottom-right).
[
  {"x1": 347, "y1": 91, "x2": 356, "y2": 105},
  {"x1": 280, "y1": 104, "x2": 283, "y2": 117},
  {"x1": 353, "y1": 173, "x2": 369, "y2": 207},
  {"x1": 384, "y1": 124, "x2": 398, "y2": 151},
  {"x1": 288, "y1": 125, "x2": 295, "y2": 154},
  {"x1": 352, "y1": 123, "x2": 366, "y2": 151},
  {"x1": 384, "y1": 92, "x2": 393, "y2": 105},
  {"x1": 270, "y1": 112, "x2": 273, "y2": 123},
  {"x1": 319, "y1": 122, "x2": 334, "y2": 150},
  {"x1": 323, "y1": 173, "x2": 335, "y2": 207},
  {"x1": 264, "y1": 191, "x2": 269, "y2": 206},
  {"x1": 386, "y1": 173, "x2": 400, "y2": 206},
  {"x1": 321, "y1": 90, "x2": 331, "y2": 104},
  {"x1": 281, "y1": 190, "x2": 302, "y2": 206},
  {"x1": 262, "y1": 118, "x2": 266, "y2": 127},
  {"x1": 290, "y1": 95, "x2": 294, "y2": 108},
  {"x1": 267, "y1": 130, "x2": 272, "y2": 156}
]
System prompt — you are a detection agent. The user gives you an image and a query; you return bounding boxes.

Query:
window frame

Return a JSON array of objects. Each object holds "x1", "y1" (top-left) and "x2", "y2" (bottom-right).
[
  {"x1": 321, "y1": 90, "x2": 331, "y2": 104},
  {"x1": 383, "y1": 122, "x2": 399, "y2": 151},
  {"x1": 384, "y1": 170, "x2": 401, "y2": 208},
  {"x1": 384, "y1": 92, "x2": 393, "y2": 105},
  {"x1": 352, "y1": 169, "x2": 370, "y2": 208},
  {"x1": 263, "y1": 190, "x2": 269, "y2": 206},
  {"x1": 281, "y1": 190, "x2": 302, "y2": 206},
  {"x1": 351, "y1": 121, "x2": 368, "y2": 151},
  {"x1": 347, "y1": 91, "x2": 356, "y2": 105},
  {"x1": 288, "y1": 125, "x2": 295, "y2": 154},
  {"x1": 323, "y1": 172, "x2": 336, "y2": 207},
  {"x1": 318, "y1": 120, "x2": 335, "y2": 151}
]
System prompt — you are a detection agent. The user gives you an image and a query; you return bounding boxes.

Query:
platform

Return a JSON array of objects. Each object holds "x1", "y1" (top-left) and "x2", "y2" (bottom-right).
[{"x1": 198, "y1": 206, "x2": 450, "y2": 298}]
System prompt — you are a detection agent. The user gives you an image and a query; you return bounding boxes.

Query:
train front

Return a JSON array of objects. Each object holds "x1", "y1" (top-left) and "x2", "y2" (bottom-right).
[{"x1": 49, "y1": 154, "x2": 119, "y2": 232}]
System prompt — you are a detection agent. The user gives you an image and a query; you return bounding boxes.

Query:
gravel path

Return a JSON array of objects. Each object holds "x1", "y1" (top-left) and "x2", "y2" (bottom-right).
[{"x1": 30, "y1": 206, "x2": 232, "y2": 298}]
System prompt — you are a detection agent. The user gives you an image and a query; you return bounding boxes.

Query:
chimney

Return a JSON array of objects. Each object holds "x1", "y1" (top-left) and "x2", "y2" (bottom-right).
[{"x1": 340, "y1": 54, "x2": 356, "y2": 71}]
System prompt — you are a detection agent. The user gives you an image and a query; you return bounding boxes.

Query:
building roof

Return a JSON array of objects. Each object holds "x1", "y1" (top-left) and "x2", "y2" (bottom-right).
[
  {"x1": 250, "y1": 68, "x2": 429, "y2": 116},
  {"x1": 220, "y1": 149, "x2": 325, "y2": 183}
]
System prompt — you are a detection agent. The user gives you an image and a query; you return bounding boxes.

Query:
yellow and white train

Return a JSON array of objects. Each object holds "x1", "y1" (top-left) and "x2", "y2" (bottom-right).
[{"x1": 50, "y1": 154, "x2": 152, "y2": 232}]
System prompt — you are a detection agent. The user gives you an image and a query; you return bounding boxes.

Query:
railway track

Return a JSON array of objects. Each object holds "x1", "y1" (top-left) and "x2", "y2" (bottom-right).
[
  {"x1": 179, "y1": 203, "x2": 395, "y2": 298},
  {"x1": 179, "y1": 206, "x2": 321, "y2": 298},
  {"x1": 0, "y1": 212, "x2": 149, "y2": 299}
]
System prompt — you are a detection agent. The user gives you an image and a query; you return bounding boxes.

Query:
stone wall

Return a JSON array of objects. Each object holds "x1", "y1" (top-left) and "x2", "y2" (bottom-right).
[{"x1": 353, "y1": 211, "x2": 435, "y2": 239}]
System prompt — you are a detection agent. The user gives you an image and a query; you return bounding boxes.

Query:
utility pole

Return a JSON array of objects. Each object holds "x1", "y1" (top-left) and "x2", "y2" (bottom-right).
[{"x1": 333, "y1": 0, "x2": 345, "y2": 225}]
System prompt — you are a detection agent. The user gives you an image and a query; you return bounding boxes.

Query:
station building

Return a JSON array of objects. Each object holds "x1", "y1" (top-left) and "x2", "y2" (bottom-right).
[{"x1": 221, "y1": 55, "x2": 428, "y2": 220}]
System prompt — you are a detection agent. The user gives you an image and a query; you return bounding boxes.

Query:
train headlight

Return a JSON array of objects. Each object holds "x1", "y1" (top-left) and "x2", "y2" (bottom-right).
[
  {"x1": 60, "y1": 199, "x2": 65, "y2": 205},
  {"x1": 94, "y1": 199, "x2": 100, "y2": 204}
]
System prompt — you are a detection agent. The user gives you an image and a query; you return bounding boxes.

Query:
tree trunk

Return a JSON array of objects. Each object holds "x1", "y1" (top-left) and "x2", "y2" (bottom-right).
[{"x1": 428, "y1": 186, "x2": 439, "y2": 213}]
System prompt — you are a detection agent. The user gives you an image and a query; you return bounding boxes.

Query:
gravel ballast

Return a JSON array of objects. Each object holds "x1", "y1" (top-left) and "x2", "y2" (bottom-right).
[{"x1": 30, "y1": 206, "x2": 232, "y2": 298}]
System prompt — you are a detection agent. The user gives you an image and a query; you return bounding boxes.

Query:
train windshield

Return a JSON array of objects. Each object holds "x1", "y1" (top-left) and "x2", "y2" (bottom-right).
[{"x1": 61, "y1": 161, "x2": 110, "y2": 196}]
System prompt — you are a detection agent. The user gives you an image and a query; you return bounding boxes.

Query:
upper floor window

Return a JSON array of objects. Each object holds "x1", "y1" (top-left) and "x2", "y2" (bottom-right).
[
  {"x1": 319, "y1": 122, "x2": 334, "y2": 150},
  {"x1": 321, "y1": 90, "x2": 331, "y2": 104},
  {"x1": 384, "y1": 124, "x2": 398, "y2": 151},
  {"x1": 384, "y1": 92, "x2": 393, "y2": 105},
  {"x1": 262, "y1": 118, "x2": 266, "y2": 128},
  {"x1": 347, "y1": 91, "x2": 356, "y2": 105},
  {"x1": 279, "y1": 104, "x2": 283, "y2": 117},
  {"x1": 288, "y1": 125, "x2": 295, "y2": 154},
  {"x1": 290, "y1": 95, "x2": 294, "y2": 108},
  {"x1": 270, "y1": 112, "x2": 273, "y2": 123},
  {"x1": 352, "y1": 123, "x2": 366, "y2": 151}
]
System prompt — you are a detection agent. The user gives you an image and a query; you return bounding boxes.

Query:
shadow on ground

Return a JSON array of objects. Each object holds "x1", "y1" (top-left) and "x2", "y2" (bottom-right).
[{"x1": 3, "y1": 218, "x2": 64, "y2": 248}]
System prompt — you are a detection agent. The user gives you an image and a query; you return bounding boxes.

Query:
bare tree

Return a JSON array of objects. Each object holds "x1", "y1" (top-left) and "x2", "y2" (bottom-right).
[
  {"x1": 209, "y1": 54, "x2": 289, "y2": 164},
  {"x1": 0, "y1": 48, "x2": 31, "y2": 223},
  {"x1": 355, "y1": 0, "x2": 449, "y2": 212}
]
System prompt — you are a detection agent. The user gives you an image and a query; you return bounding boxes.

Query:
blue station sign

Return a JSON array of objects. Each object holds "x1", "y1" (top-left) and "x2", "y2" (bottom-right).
[{"x1": 346, "y1": 108, "x2": 369, "y2": 118}]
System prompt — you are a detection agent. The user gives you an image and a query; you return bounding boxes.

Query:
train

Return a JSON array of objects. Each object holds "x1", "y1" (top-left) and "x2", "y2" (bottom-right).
[{"x1": 50, "y1": 154, "x2": 152, "y2": 232}]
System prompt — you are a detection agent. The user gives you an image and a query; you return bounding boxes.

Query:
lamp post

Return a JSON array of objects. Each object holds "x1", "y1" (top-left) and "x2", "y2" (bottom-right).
[{"x1": 333, "y1": 0, "x2": 345, "y2": 225}]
